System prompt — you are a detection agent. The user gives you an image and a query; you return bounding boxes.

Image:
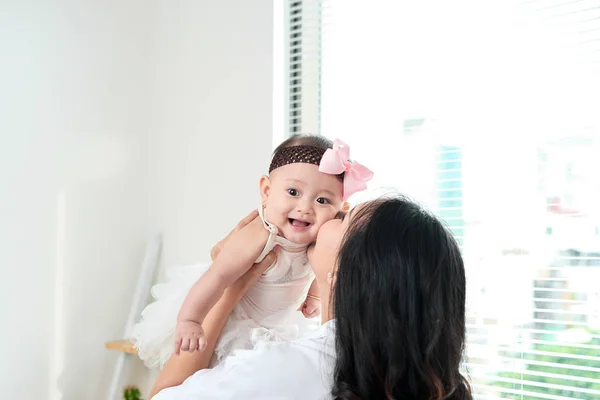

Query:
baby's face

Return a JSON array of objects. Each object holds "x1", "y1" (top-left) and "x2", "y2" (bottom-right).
[{"x1": 261, "y1": 163, "x2": 344, "y2": 245}]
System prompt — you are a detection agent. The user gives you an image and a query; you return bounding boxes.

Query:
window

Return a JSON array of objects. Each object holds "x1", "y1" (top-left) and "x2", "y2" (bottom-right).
[{"x1": 286, "y1": 0, "x2": 600, "y2": 398}]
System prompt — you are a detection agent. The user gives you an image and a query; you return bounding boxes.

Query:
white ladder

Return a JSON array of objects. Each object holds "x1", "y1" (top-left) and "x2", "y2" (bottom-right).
[{"x1": 106, "y1": 234, "x2": 162, "y2": 400}]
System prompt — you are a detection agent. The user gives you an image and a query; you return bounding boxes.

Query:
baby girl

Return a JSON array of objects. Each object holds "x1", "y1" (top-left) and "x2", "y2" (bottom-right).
[{"x1": 132, "y1": 134, "x2": 373, "y2": 367}]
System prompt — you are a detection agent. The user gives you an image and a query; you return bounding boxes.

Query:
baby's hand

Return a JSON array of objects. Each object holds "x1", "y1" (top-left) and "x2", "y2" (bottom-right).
[
  {"x1": 174, "y1": 320, "x2": 206, "y2": 355},
  {"x1": 302, "y1": 296, "x2": 321, "y2": 319}
]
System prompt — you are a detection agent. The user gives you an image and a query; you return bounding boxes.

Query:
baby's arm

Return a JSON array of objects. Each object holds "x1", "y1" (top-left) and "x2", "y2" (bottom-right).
[
  {"x1": 174, "y1": 212, "x2": 270, "y2": 355},
  {"x1": 302, "y1": 278, "x2": 321, "y2": 319},
  {"x1": 179, "y1": 262, "x2": 246, "y2": 322},
  {"x1": 175, "y1": 261, "x2": 249, "y2": 353}
]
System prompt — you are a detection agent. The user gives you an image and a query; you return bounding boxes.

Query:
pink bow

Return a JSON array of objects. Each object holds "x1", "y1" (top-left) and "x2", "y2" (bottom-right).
[{"x1": 318, "y1": 139, "x2": 374, "y2": 200}]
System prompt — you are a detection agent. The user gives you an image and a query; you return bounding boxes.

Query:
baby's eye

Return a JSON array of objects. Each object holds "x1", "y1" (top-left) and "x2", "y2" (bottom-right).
[
  {"x1": 288, "y1": 188, "x2": 299, "y2": 196},
  {"x1": 316, "y1": 197, "x2": 331, "y2": 205}
]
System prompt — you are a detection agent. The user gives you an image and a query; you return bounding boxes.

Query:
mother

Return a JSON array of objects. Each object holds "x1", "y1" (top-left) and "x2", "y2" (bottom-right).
[{"x1": 151, "y1": 196, "x2": 472, "y2": 399}]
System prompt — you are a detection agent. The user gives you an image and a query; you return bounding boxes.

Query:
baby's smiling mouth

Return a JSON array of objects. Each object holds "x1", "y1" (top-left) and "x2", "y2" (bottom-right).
[{"x1": 288, "y1": 218, "x2": 311, "y2": 228}]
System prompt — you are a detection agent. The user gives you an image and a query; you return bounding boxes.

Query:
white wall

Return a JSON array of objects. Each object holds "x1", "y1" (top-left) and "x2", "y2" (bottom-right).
[
  {"x1": 0, "y1": 1, "x2": 274, "y2": 399},
  {"x1": 149, "y1": 0, "x2": 274, "y2": 268}
]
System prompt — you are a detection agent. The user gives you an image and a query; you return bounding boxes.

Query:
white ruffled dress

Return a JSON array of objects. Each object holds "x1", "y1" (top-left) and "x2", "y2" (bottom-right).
[{"x1": 131, "y1": 210, "x2": 318, "y2": 369}]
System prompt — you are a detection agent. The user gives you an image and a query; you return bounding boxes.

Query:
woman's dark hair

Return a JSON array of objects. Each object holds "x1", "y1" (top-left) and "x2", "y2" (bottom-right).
[{"x1": 332, "y1": 196, "x2": 472, "y2": 400}]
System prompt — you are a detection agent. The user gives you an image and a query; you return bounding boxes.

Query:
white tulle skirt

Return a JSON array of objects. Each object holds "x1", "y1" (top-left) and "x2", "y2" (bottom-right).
[{"x1": 131, "y1": 262, "x2": 318, "y2": 369}]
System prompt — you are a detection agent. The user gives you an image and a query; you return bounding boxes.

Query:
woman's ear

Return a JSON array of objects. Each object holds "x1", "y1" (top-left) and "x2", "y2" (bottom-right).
[
  {"x1": 259, "y1": 175, "x2": 271, "y2": 206},
  {"x1": 341, "y1": 202, "x2": 350, "y2": 212}
]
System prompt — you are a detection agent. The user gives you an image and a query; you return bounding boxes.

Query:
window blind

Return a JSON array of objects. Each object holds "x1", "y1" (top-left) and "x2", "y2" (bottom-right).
[
  {"x1": 288, "y1": 1, "x2": 600, "y2": 399},
  {"x1": 284, "y1": 0, "x2": 325, "y2": 136}
]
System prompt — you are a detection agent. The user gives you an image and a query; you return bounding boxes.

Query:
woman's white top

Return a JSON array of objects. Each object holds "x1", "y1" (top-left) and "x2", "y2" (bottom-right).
[{"x1": 153, "y1": 320, "x2": 336, "y2": 400}]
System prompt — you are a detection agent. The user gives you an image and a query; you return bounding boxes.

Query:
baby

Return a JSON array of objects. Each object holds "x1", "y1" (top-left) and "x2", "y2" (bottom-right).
[{"x1": 132, "y1": 134, "x2": 373, "y2": 367}]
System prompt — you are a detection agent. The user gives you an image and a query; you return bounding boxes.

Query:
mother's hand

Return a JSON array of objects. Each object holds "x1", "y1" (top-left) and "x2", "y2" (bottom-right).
[
  {"x1": 210, "y1": 210, "x2": 257, "y2": 261},
  {"x1": 210, "y1": 210, "x2": 271, "y2": 269},
  {"x1": 209, "y1": 208, "x2": 277, "y2": 306}
]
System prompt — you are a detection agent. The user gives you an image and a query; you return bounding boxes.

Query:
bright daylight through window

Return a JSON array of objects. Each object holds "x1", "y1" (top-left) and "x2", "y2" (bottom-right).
[{"x1": 284, "y1": 0, "x2": 600, "y2": 398}]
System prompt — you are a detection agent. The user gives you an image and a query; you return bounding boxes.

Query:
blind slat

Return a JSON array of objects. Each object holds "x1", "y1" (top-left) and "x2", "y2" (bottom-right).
[
  {"x1": 468, "y1": 355, "x2": 600, "y2": 373},
  {"x1": 468, "y1": 367, "x2": 600, "y2": 385},
  {"x1": 465, "y1": 336, "x2": 600, "y2": 351},
  {"x1": 485, "y1": 376, "x2": 600, "y2": 396},
  {"x1": 467, "y1": 346, "x2": 600, "y2": 362},
  {"x1": 471, "y1": 383, "x2": 576, "y2": 400},
  {"x1": 528, "y1": 287, "x2": 599, "y2": 293},
  {"x1": 532, "y1": 297, "x2": 590, "y2": 303},
  {"x1": 529, "y1": 308, "x2": 596, "y2": 315},
  {"x1": 466, "y1": 326, "x2": 600, "y2": 340}
]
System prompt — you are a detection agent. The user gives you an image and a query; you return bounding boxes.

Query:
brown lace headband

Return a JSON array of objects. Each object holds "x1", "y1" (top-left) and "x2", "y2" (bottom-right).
[
  {"x1": 268, "y1": 145, "x2": 327, "y2": 173},
  {"x1": 268, "y1": 139, "x2": 374, "y2": 200}
]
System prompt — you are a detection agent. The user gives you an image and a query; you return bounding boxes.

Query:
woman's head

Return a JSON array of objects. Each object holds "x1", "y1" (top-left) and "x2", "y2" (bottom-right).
[
  {"x1": 316, "y1": 196, "x2": 471, "y2": 400},
  {"x1": 259, "y1": 134, "x2": 347, "y2": 245}
]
